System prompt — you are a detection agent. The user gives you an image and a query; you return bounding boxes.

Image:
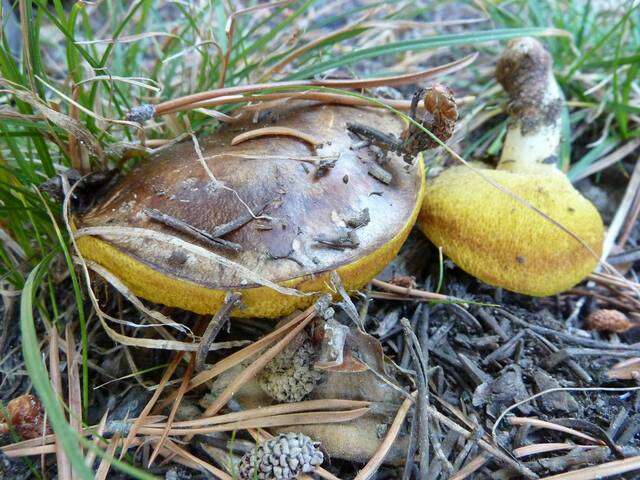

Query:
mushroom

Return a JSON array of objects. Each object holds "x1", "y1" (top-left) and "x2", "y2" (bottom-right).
[
  {"x1": 417, "y1": 37, "x2": 604, "y2": 296},
  {"x1": 74, "y1": 102, "x2": 424, "y2": 317}
]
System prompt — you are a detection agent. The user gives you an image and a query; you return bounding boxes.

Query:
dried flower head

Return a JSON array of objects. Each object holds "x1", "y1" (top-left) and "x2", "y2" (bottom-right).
[
  {"x1": 238, "y1": 432, "x2": 323, "y2": 480},
  {"x1": 258, "y1": 331, "x2": 322, "y2": 403},
  {"x1": 586, "y1": 309, "x2": 631, "y2": 333},
  {"x1": 0, "y1": 394, "x2": 49, "y2": 439}
]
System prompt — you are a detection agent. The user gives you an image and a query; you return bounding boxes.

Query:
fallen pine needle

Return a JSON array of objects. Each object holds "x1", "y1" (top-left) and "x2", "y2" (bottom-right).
[
  {"x1": 95, "y1": 433, "x2": 120, "y2": 480},
  {"x1": 354, "y1": 392, "x2": 415, "y2": 480},
  {"x1": 148, "y1": 354, "x2": 195, "y2": 466},
  {"x1": 514, "y1": 443, "x2": 599, "y2": 458},
  {"x1": 371, "y1": 278, "x2": 453, "y2": 302},
  {"x1": 508, "y1": 417, "x2": 603, "y2": 445},
  {"x1": 231, "y1": 126, "x2": 322, "y2": 147},
  {"x1": 202, "y1": 305, "x2": 316, "y2": 417},
  {"x1": 157, "y1": 398, "x2": 370, "y2": 428},
  {"x1": 135, "y1": 407, "x2": 370, "y2": 436},
  {"x1": 120, "y1": 352, "x2": 184, "y2": 458},
  {"x1": 541, "y1": 455, "x2": 640, "y2": 480},
  {"x1": 158, "y1": 438, "x2": 232, "y2": 480},
  {"x1": 449, "y1": 453, "x2": 490, "y2": 480},
  {"x1": 157, "y1": 309, "x2": 313, "y2": 409},
  {"x1": 50, "y1": 330, "x2": 72, "y2": 480}
]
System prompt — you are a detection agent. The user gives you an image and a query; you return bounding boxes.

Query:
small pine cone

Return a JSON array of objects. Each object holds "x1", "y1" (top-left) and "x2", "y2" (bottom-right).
[
  {"x1": 586, "y1": 309, "x2": 631, "y2": 333},
  {"x1": 0, "y1": 394, "x2": 49, "y2": 439},
  {"x1": 258, "y1": 331, "x2": 322, "y2": 403},
  {"x1": 238, "y1": 433, "x2": 323, "y2": 480}
]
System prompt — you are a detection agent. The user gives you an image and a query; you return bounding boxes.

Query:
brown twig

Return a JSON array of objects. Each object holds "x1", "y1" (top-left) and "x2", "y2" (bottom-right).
[
  {"x1": 371, "y1": 278, "x2": 453, "y2": 302},
  {"x1": 145, "y1": 208, "x2": 242, "y2": 252},
  {"x1": 195, "y1": 293, "x2": 241, "y2": 371}
]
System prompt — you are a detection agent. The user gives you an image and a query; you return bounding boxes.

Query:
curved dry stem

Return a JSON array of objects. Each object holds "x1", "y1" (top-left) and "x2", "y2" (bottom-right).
[{"x1": 154, "y1": 53, "x2": 477, "y2": 115}]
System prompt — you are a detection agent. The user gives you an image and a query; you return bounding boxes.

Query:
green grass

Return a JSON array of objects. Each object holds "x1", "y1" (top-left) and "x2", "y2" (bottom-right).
[{"x1": 0, "y1": 0, "x2": 638, "y2": 477}]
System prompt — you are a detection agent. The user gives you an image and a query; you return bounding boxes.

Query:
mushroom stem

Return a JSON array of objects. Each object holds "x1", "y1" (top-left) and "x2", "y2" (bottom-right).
[{"x1": 496, "y1": 37, "x2": 563, "y2": 170}]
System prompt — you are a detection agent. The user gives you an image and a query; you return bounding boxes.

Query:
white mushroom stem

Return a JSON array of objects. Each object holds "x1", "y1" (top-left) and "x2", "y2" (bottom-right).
[{"x1": 496, "y1": 37, "x2": 563, "y2": 171}]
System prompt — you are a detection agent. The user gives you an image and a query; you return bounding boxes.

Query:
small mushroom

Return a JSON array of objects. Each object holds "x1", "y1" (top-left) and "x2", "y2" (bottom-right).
[
  {"x1": 75, "y1": 102, "x2": 424, "y2": 317},
  {"x1": 417, "y1": 38, "x2": 604, "y2": 296}
]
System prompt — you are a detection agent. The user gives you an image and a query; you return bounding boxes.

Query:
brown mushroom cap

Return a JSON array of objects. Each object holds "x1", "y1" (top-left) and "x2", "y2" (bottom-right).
[{"x1": 76, "y1": 102, "x2": 424, "y2": 317}]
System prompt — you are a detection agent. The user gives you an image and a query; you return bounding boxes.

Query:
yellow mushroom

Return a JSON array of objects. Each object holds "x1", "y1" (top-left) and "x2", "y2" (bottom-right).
[
  {"x1": 74, "y1": 102, "x2": 424, "y2": 317},
  {"x1": 417, "y1": 37, "x2": 604, "y2": 296}
]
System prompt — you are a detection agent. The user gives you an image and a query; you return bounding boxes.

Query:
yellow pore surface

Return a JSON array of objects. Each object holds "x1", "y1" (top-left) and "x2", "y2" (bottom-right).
[{"x1": 418, "y1": 165, "x2": 604, "y2": 296}]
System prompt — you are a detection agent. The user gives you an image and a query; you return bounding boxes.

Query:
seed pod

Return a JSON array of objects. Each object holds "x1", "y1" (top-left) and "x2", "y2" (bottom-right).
[
  {"x1": 238, "y1": 432, "x2": 323, "y2": 480},
  {"x1": 586, "y1": 309, "x2": 632, "y2": 333},
  {"x1": 0, "y1": 394, "x2": 49, "y2": 439}
]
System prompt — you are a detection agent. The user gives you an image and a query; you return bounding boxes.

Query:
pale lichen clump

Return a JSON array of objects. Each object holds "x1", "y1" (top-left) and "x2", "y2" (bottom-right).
[{"x1": 258, "y1": 331, "x2": 322, "y2": 403}]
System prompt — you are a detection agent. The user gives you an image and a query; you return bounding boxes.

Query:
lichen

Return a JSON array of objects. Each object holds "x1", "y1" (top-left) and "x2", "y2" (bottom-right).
[{"x1": 258, "y1": 331, "x2": 322, "y2": 403}]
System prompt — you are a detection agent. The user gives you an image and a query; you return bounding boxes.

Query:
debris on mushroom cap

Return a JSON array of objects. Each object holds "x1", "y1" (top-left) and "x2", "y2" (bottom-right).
[
  {"x1": 237, "y1": 432, "x2": 323, "y2": 480},
  {"x1": 586, "y1": 309, "x2": 632, "y2": 333},
  {"x1": 75, "y1": 102, "x2": 425, "y2": 317},
  {"x1": 417, "y1": 38, "x2": 604, "y2": 297},
  {"x1": 258, "y1": 330, "x2": 322, "y2": 403}
]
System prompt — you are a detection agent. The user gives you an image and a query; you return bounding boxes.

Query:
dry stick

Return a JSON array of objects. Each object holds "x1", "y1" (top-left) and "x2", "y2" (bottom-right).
[
  {"x1": 354, "y1": 393, "x2": 415, "y2": 480},
  {"x1": 145, "y1": 208, "x2": 241, "y2": 252},
  {"x1": 148, "y1": 354, "x2": 195, "y2": 466},
  {"x1": 401, "y1": 318, "x2": 429, "y2": 479},
  {"x1": 507, "y1": 417, "x2": 602, "y2": 445},
  {"x1": 154, "y1": 53, "x2": 477, "y2": 115},
  {"x1": 119, "y1": 352, "x2": 184, "y2": 459},
  {"x1": 427, "y1": 404, "x2": 538, "y2": 479},
  {"x1": 202, "y1": 305, "x2": 317, "y2": 417},
  {"x1": 602, "y1": 155, "x2": 640, "y2": 264},
  {"x1": 371, "y1": 278, "x2": 453, "y2": 301},
  {"x1": 195, "y1": 293, "x2": 241, "y2": 371},
  {"x1": 50, "y1": 330, "x2": 73, "y2": 480}
]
